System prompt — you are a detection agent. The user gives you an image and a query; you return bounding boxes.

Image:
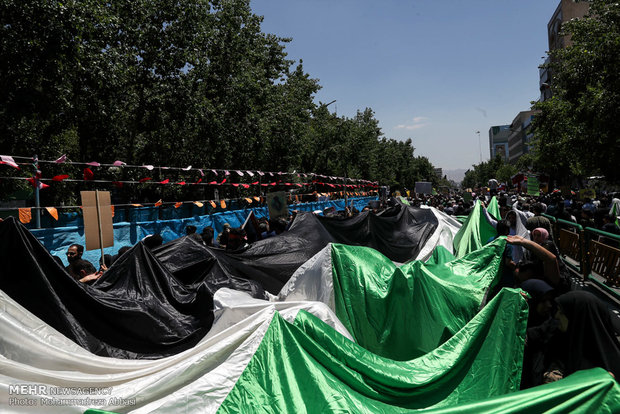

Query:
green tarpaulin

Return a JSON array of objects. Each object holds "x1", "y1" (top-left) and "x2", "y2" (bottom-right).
[
  {"x1": 486, "y1": 196, "x2": 501, "y2": 220},
  {"x1": 452, "y1": 200, "x2": 497, "y2": 258},
  {"x1": 425, "y1": 245, "x2": 456, "y2": 265},
  {"x1": 330, "y1": 241, "x2": 506, "y2": 360},
  {"x1": 220, "y1": 288, "x2": 527, "y2": 412}
]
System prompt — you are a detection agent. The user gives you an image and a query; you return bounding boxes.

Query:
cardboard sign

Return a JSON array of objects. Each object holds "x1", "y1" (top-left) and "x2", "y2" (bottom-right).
[
  {"x1": 415, "y1": 181, "x2": 432, "y2": 195},
  {"x1": 81, "y1": 191, "x2": 114, "y2": 251},
  {"x1": 266, "y1": 191, "x2": 289, "y2": 219}
]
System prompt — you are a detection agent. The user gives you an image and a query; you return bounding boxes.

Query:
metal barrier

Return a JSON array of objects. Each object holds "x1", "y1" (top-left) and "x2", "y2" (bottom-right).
[
  {"x1": 555, "y1": 219, "x2": 585, "y2": 275},
  {"x1": 530, "y1": 215, "x2": 620, "y2": 298},
  {"x1": 584, "y1": 227, "x2": 620, "y2": 289}
]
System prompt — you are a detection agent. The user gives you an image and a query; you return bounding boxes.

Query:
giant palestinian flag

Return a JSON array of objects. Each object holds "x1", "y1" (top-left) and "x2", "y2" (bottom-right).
[{"x1": 1, "y1": 202, "x2": 619, "y2": 413}]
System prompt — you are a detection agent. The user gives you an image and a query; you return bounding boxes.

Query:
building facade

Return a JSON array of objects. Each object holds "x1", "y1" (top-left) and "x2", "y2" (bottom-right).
[
  {"x1": 539, "y1": 0, "x2": 589, "y2": 102},
  {"x1": 508, "y1": 110, "x2": 539, "y2": 164},
  {"x1": 488, "y1": 125, "x2": 511, "y2": 161}
]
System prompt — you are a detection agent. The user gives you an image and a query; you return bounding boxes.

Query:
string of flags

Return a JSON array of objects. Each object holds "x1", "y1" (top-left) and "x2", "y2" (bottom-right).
[
  {"x1": 11, "y1": 191, "x2": 377, "y2": 224},
  {"x1": 2, "y1": 154, "x2": 379, "y2": 224},
  {"x1": 2, "y1": 175, "x2": 377, "y2": 190},
  {"x1": 1, "y1": 154, "x2": 379, "y2": 186}
]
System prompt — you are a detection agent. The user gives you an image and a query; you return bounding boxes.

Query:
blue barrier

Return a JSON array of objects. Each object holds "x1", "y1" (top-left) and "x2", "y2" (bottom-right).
[{"x1": 33, "y1": 197, "x2": 377, "y2": 267}]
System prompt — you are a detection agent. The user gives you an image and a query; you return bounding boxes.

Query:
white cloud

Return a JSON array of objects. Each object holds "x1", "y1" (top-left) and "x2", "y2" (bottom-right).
[{"x1": 394, "y1": 116, "x2": 429, "y2": 130}]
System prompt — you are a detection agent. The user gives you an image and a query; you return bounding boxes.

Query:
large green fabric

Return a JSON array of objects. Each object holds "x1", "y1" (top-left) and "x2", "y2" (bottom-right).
[
  {"x1": 486, "y1": 196, "x2": 501, "y2": 220},
  {"x1": 330, "y1": 240, "x2": 506, "y2": 360},
  {"x1": 455, "y1": 215, "x2": 468, "y2": 224},
  {"x1": 218, "y1": 288, "x2": 527, "y2": 413},
  {"x1": 424, "y1": 245, "x2": 455, "y2": 265},
  {"x1": 452, "y1": 200, "x2": 497, "y2": 258},
  {"x1": 418, "y1": 368, "x2": 620, "y2": 414}
]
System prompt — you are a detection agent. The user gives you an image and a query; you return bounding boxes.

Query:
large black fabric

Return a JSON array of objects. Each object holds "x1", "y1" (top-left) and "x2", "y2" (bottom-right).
[
  {"x1": 0, "y1": 217, "x2": 212, "y2": 359},
  {"x1": 522, "y1": 290, "x2": 620, "y2": 388},
  {"x1": 154, "y1": 212, "x2": 335, "y2": 296},
  {"x1": 317, "y1": 204, "x2": 438, "y2": 263},
  {"x1": 152, "y1": 235, "x2": 268, "y2": 298},
  {"x1": 0, "y1": 208, "x2": 440, "y2": 359},
  {"x1": 554, "y1": 291, "x2": 620, "y2": 378}
]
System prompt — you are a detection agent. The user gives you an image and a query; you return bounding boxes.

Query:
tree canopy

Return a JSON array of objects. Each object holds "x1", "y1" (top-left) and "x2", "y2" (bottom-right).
[
  {"x1": 532, "y1": 0, "x2": 620, "y2": 183},
  {"x1": 461, "y1": 155, "x2": 516, "y2": 190},
  {"x1": 0, "y1": 0, "x2": 441, "y2": 205}
]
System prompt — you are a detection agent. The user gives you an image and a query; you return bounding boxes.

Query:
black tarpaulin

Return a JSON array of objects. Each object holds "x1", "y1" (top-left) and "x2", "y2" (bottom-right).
[
  {"x1": 152, "y1": 235, "x2": 267, "y2": 298},
  {"x1": 203, "y1": 212, "x2": 335, "y2": 295},
  {"x1": 0, "y1": 207, "x2": 441, "y2": 359},
  {"x1": 0, "y1": 217, "x2": 212, "y2": 359},
  {"x1": 317, "y1": 204, "x2": 438, "y2": 263},
  {"x1": 152, "y1": 212, "x2": 334, "y2": 297}
]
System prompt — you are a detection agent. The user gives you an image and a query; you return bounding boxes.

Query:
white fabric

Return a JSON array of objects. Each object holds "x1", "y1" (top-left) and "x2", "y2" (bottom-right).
[
  {"x1": 212, "y1": 288, "x2": 353, "y2": 341},
  {"x1": 417, "y1": 206, "x2": 461, "y2": 261},
  {"x1": 0, "y1": 288, "x2": 345, "y2": 413},
  {"x1": 610, "y1": 198, "x2": 620, "y2": 216},
  {"x1": 272, "y1": 245, "x2": 335, "y2": 307},
  {"x1": 511, "y1": 205, "x2": 531, "y2": 263}
]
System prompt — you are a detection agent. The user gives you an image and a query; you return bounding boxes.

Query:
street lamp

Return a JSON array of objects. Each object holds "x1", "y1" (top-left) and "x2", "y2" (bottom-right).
[{"x1": 476, "y1": 131, "x2": 482, "y2": 163}]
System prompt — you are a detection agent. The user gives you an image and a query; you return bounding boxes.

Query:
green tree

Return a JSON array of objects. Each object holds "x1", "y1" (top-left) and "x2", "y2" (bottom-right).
[
  {"x1": 0, "y1": 0, "x2": 446, "y2": 205},
  {"x1": 532, "y1": 0, "x2": 620, "y2": 183}
]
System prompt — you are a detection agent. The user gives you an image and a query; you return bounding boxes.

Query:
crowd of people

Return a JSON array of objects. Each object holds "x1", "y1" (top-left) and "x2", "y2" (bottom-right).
[
  {"x1": 53, "y1": 188, "x2": 620, "y2": 389},
  {"x1": 60, "y1": 214, "x2": 298, "y2": 284},
  {"x1": 403, "y1": 188, "x2": 620, "y2": 387}
]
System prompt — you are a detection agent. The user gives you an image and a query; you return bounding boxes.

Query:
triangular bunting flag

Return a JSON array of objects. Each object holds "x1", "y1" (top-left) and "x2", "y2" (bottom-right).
[
  {"x1": 18, "y1": 208, "x2": 31, "y2": 224},
  {"x1": 0, "y1": 155, "x2": 19, "y2": 169},
  {"x1": 45, "y1": 207, "x2": 59, "y2": 221},
  {"x1": 83, "y1": 168, "x2": 94, "y2": 181},
  {"x1": 26, "y1": 178, "x2": 49, "y2": 190}
]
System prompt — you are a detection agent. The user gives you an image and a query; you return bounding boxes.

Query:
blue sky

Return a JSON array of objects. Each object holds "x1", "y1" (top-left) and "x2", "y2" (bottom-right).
[{"x1": 250, "y1": 0, "x2": 561, "y2": 176}]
